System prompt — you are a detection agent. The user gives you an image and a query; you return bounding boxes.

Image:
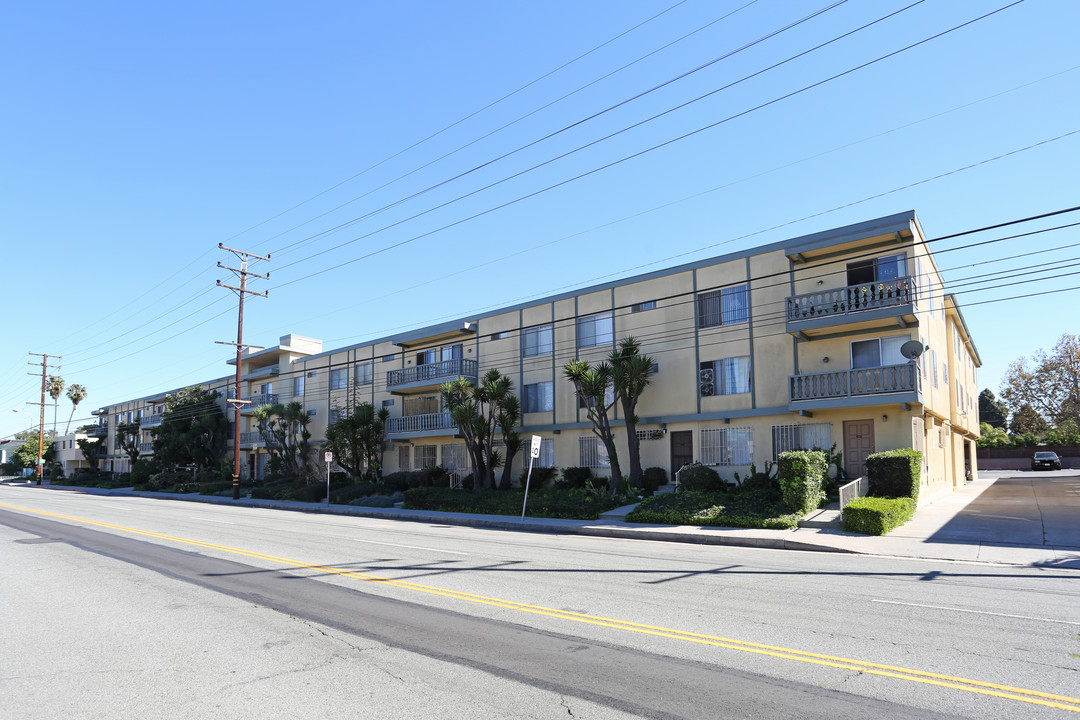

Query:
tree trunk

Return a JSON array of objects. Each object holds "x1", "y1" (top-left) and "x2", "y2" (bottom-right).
[{"x1": 498, "y1": 449, "x2": 517, "y2": 491}]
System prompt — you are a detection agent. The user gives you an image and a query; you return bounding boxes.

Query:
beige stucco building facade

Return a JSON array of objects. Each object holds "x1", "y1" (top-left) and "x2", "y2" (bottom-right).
[{"x1": 92, "y1": 211, "x2": 980, "y2": 505}]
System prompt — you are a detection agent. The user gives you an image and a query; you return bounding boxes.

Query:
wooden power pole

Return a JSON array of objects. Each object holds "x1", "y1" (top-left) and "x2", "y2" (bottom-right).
[
  {"x1": 216, "y1": 244, "x2": 270, "y2": 500},
  {"x1": 27, "y1": 352, "x2": 61, "y2": 485}
]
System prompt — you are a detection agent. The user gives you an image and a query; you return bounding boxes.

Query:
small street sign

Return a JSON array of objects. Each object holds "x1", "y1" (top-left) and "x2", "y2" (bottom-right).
[
  {"x1": 324, "y1": 451, "x2": 333, "y2": 463},
  {"x1": 530, "y1": 435, "x2": 541, "y2": 459}
]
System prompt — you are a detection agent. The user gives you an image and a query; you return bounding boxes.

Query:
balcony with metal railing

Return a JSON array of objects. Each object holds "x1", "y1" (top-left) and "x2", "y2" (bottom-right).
[
  {"x1": 786, "y1": 276, "x2": 918, "y2": 338},
  {"x1": 141, "y1": 414, "x2": 163, "y2": 428},
  {"x1": 89, "y1": 425, "x2": 109, "y2": 437},
  {"x1": 240, "y1": 393, "x2": 278, "y2": 413},
  {"x1": 138, "y1": 442, "x2": 154, "y2": 453},
  {"x1": 788, "y1": 363, "x2": 920, "y2": 411},
  {"x1": 386, "y1": 412, "x2": 457, "y2": 437},
  {"x1": 239, "y1": 431, "x2": 280, "y2": 447},
  {"x1": 386, "y1": 358, "x2": 478, "y2": 394}
]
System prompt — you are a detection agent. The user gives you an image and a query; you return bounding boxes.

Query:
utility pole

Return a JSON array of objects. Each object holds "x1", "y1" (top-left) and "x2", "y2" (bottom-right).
[
  {"x1": 27, "y1": 353, "x2": 61, "y2": 485},
  {"x1": 216, "y1": 244, "x2": 269, "y2": 500}
]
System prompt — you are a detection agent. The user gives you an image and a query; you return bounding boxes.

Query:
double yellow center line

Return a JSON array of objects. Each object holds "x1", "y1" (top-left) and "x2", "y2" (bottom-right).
[{"x1": 5, "y1": 501, "x2": 1079, "y2": 713}]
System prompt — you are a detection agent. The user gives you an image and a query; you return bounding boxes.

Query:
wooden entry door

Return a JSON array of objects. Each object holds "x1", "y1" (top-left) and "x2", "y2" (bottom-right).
[
  {"x1": 843, "y1": 419, "x2": 875, "y2": 478},
  {"x1": 670, "y1": 431, "x2": 694, "y2": 479}
]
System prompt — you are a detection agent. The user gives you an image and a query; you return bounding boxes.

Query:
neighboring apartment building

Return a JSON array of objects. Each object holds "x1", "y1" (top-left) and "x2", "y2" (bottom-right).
[{"x1": 93, "y1": 211, "x2": 980, "y2": 505}]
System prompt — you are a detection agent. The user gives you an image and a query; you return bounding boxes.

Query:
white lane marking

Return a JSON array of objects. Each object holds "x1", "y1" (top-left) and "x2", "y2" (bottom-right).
[
  {"x1": 872, "y1": 599, "x2": 1080, "y2": 625},
  {"x1": 353, "y1": 538, "x2": 468, "y2": 555},
  {"x1": 188, "y1": 516, "x2": 237, "y2": 525}
]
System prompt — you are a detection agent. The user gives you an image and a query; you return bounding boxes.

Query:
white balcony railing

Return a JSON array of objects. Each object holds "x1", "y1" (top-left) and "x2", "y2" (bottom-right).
[
  {"x1": 243, "y1": 393, "x2": 278, "y2": 409},
  {"x1": 387, "y1": 359, "x2": 478, "y2": 389},
  {"x1": 141, "y1": 414, "x2": 163, "y2": 428},
  {"x1": 386, "y1": 412, "x2": 457, "y2": 435},
  {"x1": 787, "y1": 276, "x2": 917, "y2": 322},
  {"x1": 790, "y1": 363, "x2": 919, "y2": 402}
]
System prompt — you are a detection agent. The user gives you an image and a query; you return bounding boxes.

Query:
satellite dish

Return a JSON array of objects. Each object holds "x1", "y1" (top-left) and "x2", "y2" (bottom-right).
[{"x1": 900, "y1": 340, "x2": 926, "y2": 360}]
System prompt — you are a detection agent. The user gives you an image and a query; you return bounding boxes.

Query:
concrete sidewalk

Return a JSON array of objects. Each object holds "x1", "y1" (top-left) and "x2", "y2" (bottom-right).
[{"x1": 8, "y1": 471, "x2": 1080, "y2": 569}]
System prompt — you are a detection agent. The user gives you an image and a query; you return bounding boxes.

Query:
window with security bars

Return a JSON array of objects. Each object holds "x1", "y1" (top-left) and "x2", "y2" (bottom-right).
[
  {"x1": 697, "y1": 284, "x2": 748, "y2": 328},
  {"x1": 415, "y1": 445, "x2": 437, "y2": 468},
  {"x1": 700, "y1": 426, "x2": 753, "y2": 465},
  {"x1": 578, "y1": 436, "x2": 610, "y2": 468},
  {"x1": 440, "y1": 444, "x2": 470, "y2": 474},
  {"x1": 771, "y1": 423, "x2": 832, "y2": 460}
]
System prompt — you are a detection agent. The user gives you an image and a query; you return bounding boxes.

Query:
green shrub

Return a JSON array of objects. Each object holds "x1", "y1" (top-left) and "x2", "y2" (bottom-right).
[
  {"x1": 199, "y1": 480, "x2": 234, "y2": 495},
  {"x1": 381, "y1": 471, "x2": 418, "y2": 492},
  {"x1": 48, "y1": 464, "x2": 65, "y2": 482},
  {"x1": 292, "y1": 483, "x2": 328, "y2": 503},
  {"x1": 403, "y1": 486, "x2": 624, "y2": 520},
  {"x1": 349, "y1": 492, "x2": 404, "y2": 508},
  {"x1": 777, "y1": 450, "x2": 827, "y2": 514},
  {"x1": 626, "y1": 490, "x2": 799, "y2": 529},
  {"x1": 642, "y1": 467, "x2": 668, "y2": 493},
  {"x1": 130, "y1": 460, "x2": 155, "y2": 486},
  {"x1": 519, "y1": 466, "x2": 558, "y2": 488},
  {"x1": 842, "y1": 496, "x2": 915, "y2": 535},
  {"x1": 678, "y1": 464, "x2": 725, "y2": 493},
  {"x1": 417, "y1": 466, "x2": 450, "y2": 487},
  {"x1": 866, "y1": 449, "x2": 922, "y2": 502},
  {"x1": 734, "y1": 461, "x2": 778, "y2": 493},
  {"x1": 560, "y1": 466, "x2": 593, "y2": 488}
]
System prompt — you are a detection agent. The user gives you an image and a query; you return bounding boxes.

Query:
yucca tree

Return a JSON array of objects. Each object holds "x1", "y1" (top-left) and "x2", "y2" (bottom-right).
[
  {"x1": 255, "y1": 401, "x2": 314, "y2": 481},
  {"x1": 564, "y1": 358, "x2": 623, "y2": 491},
  {"x1": 47, "y1": 375, "x2": 65, "y2": 434},
  {"x1": 496, "y1": 394, "x2": 522, "y2": 490},
  {"x1": 440, "y1": 369, "x2": 518, "y2": 490},
  {"x1": 64, "y1": 384, "x2": 87, "y2": 435},
  {"x1": 608, "y1": 336, "x2": 657, "y2": 488}
]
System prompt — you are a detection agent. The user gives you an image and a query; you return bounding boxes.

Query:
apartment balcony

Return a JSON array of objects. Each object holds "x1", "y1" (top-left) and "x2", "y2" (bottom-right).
[
  {"x1": 239, "y1": 431, "x2": 280, "y2": 448},
  {"x1": 89, "y1": 425, "x2": 109, "y2": 437},
  {"x1": 240, "y1": 393, "x2": 278, "y2": 414},
  {"x1": 138, "y1": 442, "x2": 154, "y2": 453},
  {"x1": 242, "y1": 365, "x2": 279, "y2": 382},
  {"x1": 386, "y1": 412, "x2": 458, "y2": 438},
  {"x1": 788, "y1": 363, "x2": 920, "y2": 411},
  {"x1": 141, "y1": 414, "x2": 163, "y2": 428},
  {"x1": 786, "y1": 276, "x2": 918, "y2": 339},
  {"x1": 386, "y1": 358, "x2": 478, "y2": 394}
]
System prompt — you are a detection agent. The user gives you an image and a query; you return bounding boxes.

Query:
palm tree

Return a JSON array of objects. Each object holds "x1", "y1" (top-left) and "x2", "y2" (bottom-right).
[
  {"x1": 65, "y1": 384, "x2": 87, "y2": 435},
  {"x1": 608, "y1": 336, "x2": 657, "y2": 488},
  {"x1": 47, "y1": 376, "x2": 65, "y2": 434}
]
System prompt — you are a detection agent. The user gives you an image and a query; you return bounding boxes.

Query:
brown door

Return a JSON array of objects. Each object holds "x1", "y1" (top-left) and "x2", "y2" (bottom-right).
[
  {"x1": 843, "y1": 419, "x2": 875, "y2": 478},
  {"x1": 670, "y1": 431, "x2": 694, "y2": 479},
  {"x1": 398, "y1": 445, "x2": 410, "y2": 472}
]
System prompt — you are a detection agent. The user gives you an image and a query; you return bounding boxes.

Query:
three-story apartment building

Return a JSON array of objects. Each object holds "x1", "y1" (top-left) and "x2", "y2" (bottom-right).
[{"x1": 95, "y1": 211, "x2": 980, "y2": 505}]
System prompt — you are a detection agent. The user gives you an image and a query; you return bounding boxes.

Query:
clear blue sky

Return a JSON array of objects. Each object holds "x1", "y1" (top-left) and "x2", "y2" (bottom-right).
[{"x1": 2, "y1": 0, "x2": 1077, "y2": 440}]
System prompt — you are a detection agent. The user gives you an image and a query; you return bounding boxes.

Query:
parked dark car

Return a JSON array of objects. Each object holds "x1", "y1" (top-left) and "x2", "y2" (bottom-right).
[{"x1": 1032, "y1": 451, "x2": 1062, "y2": 471}]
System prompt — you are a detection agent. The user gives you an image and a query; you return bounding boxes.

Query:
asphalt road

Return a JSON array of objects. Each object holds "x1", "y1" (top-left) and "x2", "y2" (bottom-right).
[{"x1": 2, "y1": 486, "x2": 1079, "y2": 719}]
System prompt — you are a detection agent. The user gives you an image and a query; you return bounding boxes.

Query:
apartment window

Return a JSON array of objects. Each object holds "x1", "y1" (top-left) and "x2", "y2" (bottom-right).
[
  {"x1": 577, "y1": 311, "x2": 613, "y2": 349},
  {"x1": 772, "y1": 423, "x2": 832, "y2": 460},
  {"x1": 307, "y1": 370, "x2": 317, "y2": 378},
  {"x1": 930, "y1": 348, "x2": 939, "y2": 388},
  {"x1": 329, "y1": 408, "x2": 343, "y2": 423},
  {"x1": 534, "y1": 437, "x2": 554, "y2": 468},
  {"x1": 522, "y1": 324, "x2": 553, "y2": 357},
  {"x1": 577, "y1": 383, "x2": 615, "y2": 409},
  {"x1": 382, "y1": 399, "x2": 395, "y2": 407},
  {"x1": 523, "y1": 382, "x2": 554, "y2": 413},
  {"x1": 943, "y1": 361, "x2": 949, "y2": 386},
  {"x1": 415, "y1": 445, "x2": 437, "y2": 469},
  {"x1": 631, "y1": 300, "x2": 657, "y2": 313},
  {"x1": 490, "y1": 331, "x2": 510, "y2": 341},
  {"x1": 330, "y1": 369, "x2": 347, "y2": 390},
  {"x1": 850, "y1": 337, "x2": 907, "y2": 369},
  {"x1": 579, "y1": 436, "x2": 610, "y2": 469},
  {"x1": 699, "y1": 357, "x2": 751, "y2": 396},
  {"x1": 417, "y1": 344, "x2": 462, "y2": 365},
  {"x1": 701, "y1": 426, "x2": 753, "y2": 465},
  {"x1": 258, "y1": 382, "x2": 273, "y2": 396},
  {"x1": 441, "y1": 444, "x2": 469, "y2": 473},
  {"x1": 697, "y1": 284, "x2": 748, "y2": 329},
  {"x1": 846, "y1": 253, "x2": 906, "y2": 285},
  {"x1": 355, "y1": 362, "x2": 373, "y2": 386},
  {"x1": 306, "y1": 409, "x2": 317, "y2": 417},
  {"x1": 383, "y1": 354, "x2": 396, "y2": 363},
  {"x1": 293, "y1": 376, "x2": 305, "y2": 397}
]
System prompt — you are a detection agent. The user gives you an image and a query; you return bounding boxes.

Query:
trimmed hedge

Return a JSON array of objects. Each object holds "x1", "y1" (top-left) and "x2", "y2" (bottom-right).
[
  {"x1": 678, "y1": 465, "x2": 725, "y2": 493},
  {"x1": 777, "y1": 450, "x2": 827, "y2": 514},
  {"x1": 866, "y1": 449, "x2": 922, "y2": 502},
  {"x1": 626, "y1": 490, "x2": 800, "y2": 530},
  {"x1": 642, "y1": 467, "x2": 668, "y2": 493},
  {"x1": 842, "y1": 496, "x2": 915, "y2": 535}
]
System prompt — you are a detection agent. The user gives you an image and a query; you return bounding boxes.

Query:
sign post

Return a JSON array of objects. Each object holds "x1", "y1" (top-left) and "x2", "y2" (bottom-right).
[
  {"x1": 521, "y1": 435, "x2": 542, "y2": 520},
  {"x1": 324, "y1": 451, "x2": 333, "y2": 504}
]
